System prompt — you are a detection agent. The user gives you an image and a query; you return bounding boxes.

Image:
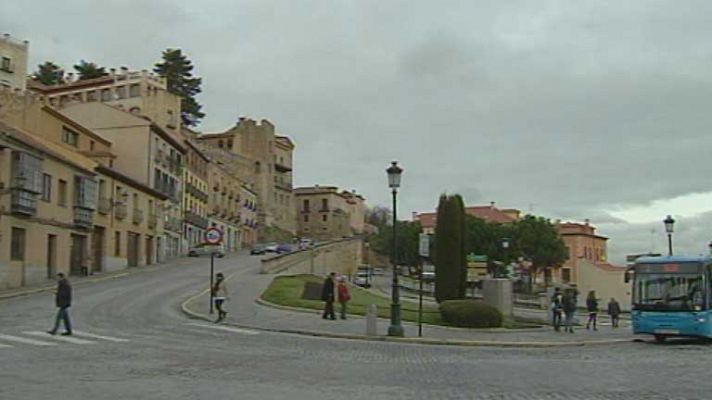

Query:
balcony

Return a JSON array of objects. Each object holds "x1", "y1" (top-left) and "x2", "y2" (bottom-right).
[
  {"x1": 10, "y1": 189, "x2": 37, "y2": 216},
  {"x1": 115, "y1": 203, "x2": 128, "y2": 220},
  {"x1": 148, "y1": 213, "x2": 158, "y2": 229},
  {"x1": 97, "y1": 197, "x2": 112, "y2": 215},
  {"x1": 184, "y1": 211, "x2": 209, "y2": 229},
  {"x1": 274, "y1": 161, "x2": 292, "y2": 173},
  {"x1": 132, "y1": 209, "x2": 144, "y2": 225},
  {"x1": 73, "y1": 206, "x2": 94, "y2": 229},
  {"x1": 164, "y1": 216, "x2": 182, "y2": 233},
  {"x1": 275, "y1": 181, "x2": 292, "y2": 191}
]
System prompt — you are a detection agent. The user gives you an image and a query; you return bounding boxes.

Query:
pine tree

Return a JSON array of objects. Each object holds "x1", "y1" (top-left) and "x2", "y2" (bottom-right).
[
  {"x1": 73, "y1": 60, "x2": 108, "y2": 80},
  {"x1": 153, "y1": 48, "x2": 205, "y2": 126},
  {"x1": 33, "y1": 61, "x2": 64, "y2": 85},
  {"x1": 434, "y1": 194, "x2": 467, "y2": 302}
]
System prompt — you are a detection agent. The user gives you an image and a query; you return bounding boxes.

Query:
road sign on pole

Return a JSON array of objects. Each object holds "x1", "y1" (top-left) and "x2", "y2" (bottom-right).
[
  {"x1": 419, "y1": 234, "x2": 430, "y2": 257},
  {"x1": 205, "y1": 227, "x2": 223, "y2": 245}
]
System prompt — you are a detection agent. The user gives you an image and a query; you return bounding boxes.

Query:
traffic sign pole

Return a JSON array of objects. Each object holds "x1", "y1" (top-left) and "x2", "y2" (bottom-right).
[
  {"x1": 209, "y1": 252, "x2": 215, "y2": 314},
  {"x1": 204, "y1": 227, "x2": 223, "y2": 315}
]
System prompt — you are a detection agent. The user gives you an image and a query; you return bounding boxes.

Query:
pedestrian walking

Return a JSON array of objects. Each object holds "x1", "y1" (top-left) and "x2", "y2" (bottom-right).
[
  {"x1": 562, "y1": 289, "x2": 576, "y2": 333},
  {"x1": 212, "y1": 273, "x2": 228, "y2": 323},
  {"x1": 551, "y1": 287, "x2": 563, "y2": 331},
  {"x1": 586, "y1": 290, "x2": 599, "y2": 331},
  {"x1": 47, "y1": 273, "x2": 72, "y2": 336},
  {"x1": 321, "y1": 272, "x2": 336, "y2": 320},
  {"x1": 608, "y1": 297, "x2": 621, "y2": 328},
  {"x1": 337, "y1": 276, "x2": 351, "y2": 320}
]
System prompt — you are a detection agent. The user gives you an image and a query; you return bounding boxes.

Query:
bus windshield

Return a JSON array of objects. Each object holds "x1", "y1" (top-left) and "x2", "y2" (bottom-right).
[{"x1": 633, "y1": 263, "x2": 705, "y2": 311}]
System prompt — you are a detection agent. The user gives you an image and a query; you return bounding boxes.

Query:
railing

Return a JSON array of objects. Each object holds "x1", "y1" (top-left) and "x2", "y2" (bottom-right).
[
  {"x1": 164, "y1": 216, "x2": 182, "y2": 233},
  {"x1": 115, "y1": 203, "x2": 128, "y2": 220},
  {"x1": 184, "y1": 211, "x2": 209, "y2": 229},
  {"x1": 97, "y1": 197, "x2": 112, "y2": 215},
  {"x1": 132, "y1": 209, "x2": 144, "y2": 225},
  {"x1": 73, "y1": 206, "x2": 94, "y2": 229},
  {"x1": 10, "y1": 189, "x2": 37, "y2": 216}
]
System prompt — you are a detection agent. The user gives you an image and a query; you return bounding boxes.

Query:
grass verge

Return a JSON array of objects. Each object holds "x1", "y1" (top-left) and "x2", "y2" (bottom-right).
[{"x1": 261, "y1": 274, "x2": 541, "y2": 329}]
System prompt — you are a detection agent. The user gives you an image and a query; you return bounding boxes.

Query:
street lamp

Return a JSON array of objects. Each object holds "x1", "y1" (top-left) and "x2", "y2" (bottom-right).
[
  {"x1": 664, "y1": 215, "x2": 675, "y2": 257},
  {"x1": 386, "y1": 161, "x2": 404, "y2": 337},
  {"x1": 500, "y1": 237, "x2": 511, "y2": 278}
]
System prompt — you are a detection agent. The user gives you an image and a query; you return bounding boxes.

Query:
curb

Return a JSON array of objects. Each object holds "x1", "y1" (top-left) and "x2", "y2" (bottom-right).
[
  {"x1": 0, "y1": 272, "x2": 130, "y2": 301},
  {"x1": 179, "y1": 285, "x2": 631, "y2": 349}
]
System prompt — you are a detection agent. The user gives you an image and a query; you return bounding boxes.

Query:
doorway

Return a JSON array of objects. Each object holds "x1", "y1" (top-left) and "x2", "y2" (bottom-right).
[
  {"x1": 70, "y1": 234, "x2": 87, "y2": 276},
  {"x1": 47, "y1": 234, "x2": 57, "y2": 279},
  {"x1": 145, "y1": 236, "x2": 153, "y2": 265},
  {"x1": 127, "y1": 232, "x2": 140, "y2": 267},
  {"x1": 93, "y1": 226, "x2": 105, "y2": 273}
]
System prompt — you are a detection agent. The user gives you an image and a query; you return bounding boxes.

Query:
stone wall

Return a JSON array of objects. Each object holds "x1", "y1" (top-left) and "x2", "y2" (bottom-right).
[{"x1": 260, "y1": 238, "x2": 363, "y2": 277}]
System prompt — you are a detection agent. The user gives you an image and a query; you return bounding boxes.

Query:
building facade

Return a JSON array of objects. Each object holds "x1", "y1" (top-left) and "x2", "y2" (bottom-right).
[
  {"x1": 415, "y1": 202, "x2": 521, "y2": 235},
  {"x1": 206, "y1": 162, "x2": 244, "y2": 251},
  {"x1": 181, "y1": 138, "x2": 210, "y2": 251},
  {"x1": 197, "y1": 117, "x2": 295, "y2": 240},
  {"x1": 555, "y1": 220, "x2": 610, "y2": 284},
  {"x1": 294, "y1": 186, "x2": 366, "y2": 241},
  {"x1": 0, "y1": 34, "x2": 28, "y2": 90}
]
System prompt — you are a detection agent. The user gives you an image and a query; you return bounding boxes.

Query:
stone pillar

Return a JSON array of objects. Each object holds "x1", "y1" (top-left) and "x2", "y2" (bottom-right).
[{"x1": 482, "y1": 279, "x2": 513, "y2": 317}]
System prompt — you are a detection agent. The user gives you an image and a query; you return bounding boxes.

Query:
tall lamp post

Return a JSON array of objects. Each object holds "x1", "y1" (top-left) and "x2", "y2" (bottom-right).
[
  {"x1": 387, "y1": 161, "x2": 404, "y2": 337},
  {"x1": 500, "y1": 237, "x2": 511, "y2": 278},
  {"x1": 664, "y1": 215, "x2": 675, "y2": 256}
]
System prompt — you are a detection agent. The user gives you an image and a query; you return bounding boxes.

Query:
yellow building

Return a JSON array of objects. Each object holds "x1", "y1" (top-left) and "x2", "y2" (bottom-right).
[
  {"x1": 207, "y1": 162, "x2": 244, "y2": 251},
  {"x1": 181, "y1": 137, "x2": 210, "y2": 250},
  {"x1": 294, "y1": 185, "x2": 363, "y2": 241},
  {"x1": 0, "y1": 34, "x2": 28, "y2": 91}
]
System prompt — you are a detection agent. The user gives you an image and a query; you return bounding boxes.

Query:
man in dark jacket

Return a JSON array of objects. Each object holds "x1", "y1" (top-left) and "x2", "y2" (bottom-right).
[
  {"x1": 321, "y1": 272, "x2": 336, "y2": 320},
  {"x1": 48, "y1": 273, "x2": 72, "y2": 336}
]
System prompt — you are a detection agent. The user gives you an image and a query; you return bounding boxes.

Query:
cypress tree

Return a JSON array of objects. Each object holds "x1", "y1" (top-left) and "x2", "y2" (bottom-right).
[{"x1": 434, "y1": 194, "x2": 467, "y2": 302}]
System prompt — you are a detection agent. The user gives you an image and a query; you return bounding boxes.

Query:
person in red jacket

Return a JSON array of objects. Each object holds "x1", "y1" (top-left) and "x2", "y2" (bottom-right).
[{"x1": 337, "y1": 276, "x2": 351, "y2": 320}]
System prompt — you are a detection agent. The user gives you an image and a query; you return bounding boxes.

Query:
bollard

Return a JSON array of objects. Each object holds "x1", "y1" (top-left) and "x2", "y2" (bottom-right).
[{"x1": 366, "y1": 304, "x2": 377, "y2": 336}]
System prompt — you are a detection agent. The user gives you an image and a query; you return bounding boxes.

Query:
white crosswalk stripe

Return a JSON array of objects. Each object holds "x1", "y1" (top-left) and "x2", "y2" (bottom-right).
[
  {"x1": 0, "y1": 343, "x2": 13, "y2": 349},
  {"x1": 186, "y1": 322, "x2": 259, "y2": 335},
  {"x1": 24, "y1": 331, "x2": 95, "y2": 345},
  {"x1": 72, "y1": 330, "x2": 130, "y2": 343},
  {"x1": 0, "y1": 333, "x2": 56, "y2": 346}
]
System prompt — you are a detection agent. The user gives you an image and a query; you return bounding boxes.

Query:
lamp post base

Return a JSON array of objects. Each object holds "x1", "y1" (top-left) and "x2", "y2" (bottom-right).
[{"x1": 387, "y1": 304, "x2": 404, "y2": 337}]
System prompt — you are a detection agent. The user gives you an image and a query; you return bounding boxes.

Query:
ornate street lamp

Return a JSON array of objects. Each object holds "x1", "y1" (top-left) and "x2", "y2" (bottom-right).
[
  {"x1": 386, "y1": 161, "x2": 404, "y2": 337},
  {"x1": 664, "y1": 215, "x2": 675, "y2": 257},
  {"x1": 500, "y1": 237, "x2": 511, "y2": 278}
]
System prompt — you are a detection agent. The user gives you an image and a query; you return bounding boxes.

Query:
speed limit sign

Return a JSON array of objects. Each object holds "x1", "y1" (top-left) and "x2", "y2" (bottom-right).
[{"x1": 205, "y1": 227, "x2": 223, "y2": 245}]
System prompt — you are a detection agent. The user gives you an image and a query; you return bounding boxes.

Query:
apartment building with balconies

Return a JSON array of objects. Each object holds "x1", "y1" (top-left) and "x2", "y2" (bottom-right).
[
  {"x1": 206, "y1": 162, "x2": 246, "y2": 251},
  {"x1": 60, "y1": 101, "x2": 186, "y2": 260},
  {"x1": 197, "y1": 117, "x2": 296, "y2": 241},
  {"x1": 181, "y1": 136, "x2": 210, "y2": 251},
  {"x1": 0, "y1": 34, "x2": 28, "y2": 90}
]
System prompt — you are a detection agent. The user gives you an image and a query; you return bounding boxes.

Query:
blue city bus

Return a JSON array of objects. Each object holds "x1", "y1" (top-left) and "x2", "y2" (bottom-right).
[{"x1": 630, "y1": 255, "x2": 711, "y2": 342}]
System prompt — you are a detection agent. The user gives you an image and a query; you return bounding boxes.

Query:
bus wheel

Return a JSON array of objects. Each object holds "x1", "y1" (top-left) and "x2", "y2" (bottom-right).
[{"x1": 654, "y1": 335, "x2": 666, "y2": 343}]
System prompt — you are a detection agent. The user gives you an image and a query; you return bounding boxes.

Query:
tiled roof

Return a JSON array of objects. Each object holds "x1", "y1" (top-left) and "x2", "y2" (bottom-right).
[{"x1": 415, "y1": 205, "x2": 519, "y2": 228}]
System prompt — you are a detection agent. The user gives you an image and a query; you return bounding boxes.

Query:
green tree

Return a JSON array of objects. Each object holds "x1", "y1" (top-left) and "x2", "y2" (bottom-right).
[
  {"x1": 32, "y1": 61, "x2": 64, "y2": 85},
  {"x1": 512, "y1": 215, "x2": 568, "y2": 287},
  {"x1": 365, "y1": 206, "x2": 391, "y2": 229},
  {"x1": 464, "y1": 215, "x2": 515, "y2": 275},
  {"x1": 73, "y1": 60, "x2": 108, "y2": 80},
  {"x1": 370, "y1": 220, "x2": 421, "y2": 267},
  {"x1": 434, "y1": 194, "x2": 467, "y2": 302},
  {"x1": 153, "y1": 48, "x2": 205, "y2": 126}
]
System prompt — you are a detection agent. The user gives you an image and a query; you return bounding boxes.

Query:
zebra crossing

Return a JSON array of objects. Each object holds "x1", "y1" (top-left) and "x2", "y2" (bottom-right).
[{"x1": 0, "y1": 323, "x2": 258, "y2": 350}]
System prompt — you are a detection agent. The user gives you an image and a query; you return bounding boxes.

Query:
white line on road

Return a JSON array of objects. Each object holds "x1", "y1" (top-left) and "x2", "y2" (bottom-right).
[
  {"x1": 186, "y1": 323, "x2": 259, "y2": 335},
  {"x1": 0, "y1": 333, "x2": 56, "y2": 346},
  {"x1": 24, "y1": 331, "x2": 95, "y2": 345},
  {"x1": 0, "y1": 343, "x2": 13, "y2": 349},
  {"x1": 72, "y1": 330, "x2": 131, "y2": 343}
]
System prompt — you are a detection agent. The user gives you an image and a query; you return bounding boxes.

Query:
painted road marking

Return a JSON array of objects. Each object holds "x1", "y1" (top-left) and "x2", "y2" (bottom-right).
[
  {"x1": 0, "y1": 333, "x2": 56, "y2": 346},
  {"x1": 186, "y1": 322, "x2": 259, "y2": 335},
  {"x1": 0, "y1": 343, "x2": 13, "y2": 349},
  {"x1": 25, "y1": 331, "x2": 95, "y2": 345},
  {"x1": 72, "y1": 330, "x2": 130, "y2": 343}
]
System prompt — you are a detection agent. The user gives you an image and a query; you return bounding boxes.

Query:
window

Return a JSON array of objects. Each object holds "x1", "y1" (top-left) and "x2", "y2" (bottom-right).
[
  {"x1": 62, "y1": 127, "x2": 79, "y2": 147},
  {"x1": 116, "y1": 86, "x2": 127, "y2": 99},
  {"x1": 101, "y1": 89, "x2": 112, "y2": 101},
  {"x1": 323, "y1": 214, "x2": 328, "y2": 222},
  {"x1": 58, "y1": 179, "x2": 67, "y2": 207},
  {"x1": 321, "y1": 198, "x2": 328, "y2": 211},
  {"x1": 304, "y1": 215, "x2": 309, "y2": 222},
  {"x1": 114, "y1": 231, "x2": 121, "y2": 257},
  {"x1": 227, "y1": 139, "x2": 233, "y2": 148},
  {"x1": 562, "y1": 268, "x2": 571, "y2": 283},
  {"x1": 74, "y1": 176, "x2": 97, "y2": 208},
  {"x1": 218, "y1": 140, "x2": 224, "y2": 148},
  {"x1": 41, "y1": 174, "x2": 52, "y2": 202},
  {"x1": 90, "y1": 141, "x2": 95, "y2": 151},
  {"x1": 129, "y1": 84, "x2": 140, "y2": 97},
  {"x1": 303, "y1": 199, "x2": 310, "y2": 212},
  {"x1": 86, "y1": 90, "x2": 98, "y2": 102},
  {"x1": 1, "y1": 57, "x2": 11, "y2": 72},
  {"x1": 11, "y1": 227, "x2": 26, "y2": 261}
]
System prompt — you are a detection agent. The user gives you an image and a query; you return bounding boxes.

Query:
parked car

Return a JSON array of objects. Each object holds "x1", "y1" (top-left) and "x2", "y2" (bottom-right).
[
  {"x1": 372, "y1": 267, "x2": 385, "y2": 276},
  {"x1": 276, "y1": 244, "x2": 292, "y2": 254},
  {"x1": 250, "y1": 244, "x2": 267, "y2": 255},
  {"x1": 264, "y1": 243, "x2": 278, "y2": 253},
  {"x1": 352, "y1": 270, "x2": 372, "y2": 288},
  {"x1": 188, "y1": 243, "x2": 225, "y2": 258}
]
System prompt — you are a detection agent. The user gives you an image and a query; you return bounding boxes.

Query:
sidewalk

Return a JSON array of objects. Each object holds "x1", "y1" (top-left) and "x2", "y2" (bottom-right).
[{"x1": 182, "y1": 266, "x2": 635, "y2": 347}]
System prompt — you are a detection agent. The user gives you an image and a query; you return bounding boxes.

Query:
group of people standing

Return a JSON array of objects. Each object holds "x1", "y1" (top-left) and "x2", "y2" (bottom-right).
[
  {"x1": 321, "y1": 272, "x2": 351, "y2": 320},
  {"x1": 551, "y1": 287, "x2": 621, "y2": 333}
]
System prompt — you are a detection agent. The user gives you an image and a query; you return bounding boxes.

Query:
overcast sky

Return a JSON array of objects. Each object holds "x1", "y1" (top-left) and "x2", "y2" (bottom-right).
[{"x1": 3, "y1": 0, "x2": 712, "y2": 263}]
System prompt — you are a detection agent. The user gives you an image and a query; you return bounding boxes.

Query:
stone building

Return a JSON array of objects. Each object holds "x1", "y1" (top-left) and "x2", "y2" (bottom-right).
[
  {"x1": 414, "y1": 202, "x2": 521, "y2": 235},
  {"x1": 197, "y1": 117, "x2": 295, "y2": 240},
  {"x1": 207, "y1": 161, "x2": 250, "y2": 251},
  {"x1": 60, "y1": 101, "x2": 186, "y2": 259},
  {"x1": 294, "y1": 186, "x2": 366, "y2": 241},
  {"x1": 0, "y1": 34, "x2": 28, "y2": 90}
]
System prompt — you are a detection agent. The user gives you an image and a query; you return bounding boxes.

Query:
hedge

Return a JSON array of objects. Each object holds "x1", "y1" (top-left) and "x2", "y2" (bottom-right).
[{"x1": 439, "y1": 300, "x2": 503, "y2": 328}]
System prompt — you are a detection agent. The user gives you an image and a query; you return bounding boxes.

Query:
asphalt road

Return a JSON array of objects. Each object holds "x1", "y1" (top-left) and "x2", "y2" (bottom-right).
[{"x1": 1, "y1": 253, "x2": 712, "y2": 400}]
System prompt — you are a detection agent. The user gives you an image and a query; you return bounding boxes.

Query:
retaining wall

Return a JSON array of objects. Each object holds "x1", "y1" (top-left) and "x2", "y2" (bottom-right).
[{"x1": 260, "y1": 238, "x2": 363, "y2": 276}]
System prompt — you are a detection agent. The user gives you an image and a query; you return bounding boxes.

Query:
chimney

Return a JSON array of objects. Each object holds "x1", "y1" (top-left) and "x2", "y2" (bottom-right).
[
  {"x1": 490, "y1": 201, "x2": 496, "y2": 209},
  {"x1": 412, "y1": 211, "x2": 417, "y2": 220},
  {"x1": 584, "y1": 218, "x2": 590, "y2": 226}
]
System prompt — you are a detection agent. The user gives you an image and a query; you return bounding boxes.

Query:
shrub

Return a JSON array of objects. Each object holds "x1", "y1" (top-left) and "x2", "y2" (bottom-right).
[{"x1": 439, "y1": 300, "x2": 503, "y2": 328}]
